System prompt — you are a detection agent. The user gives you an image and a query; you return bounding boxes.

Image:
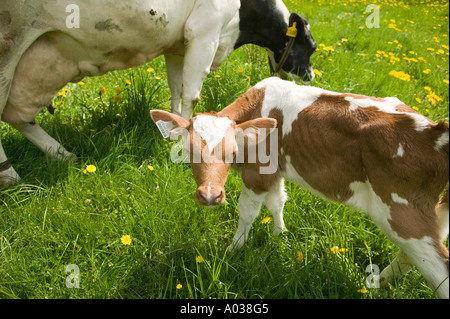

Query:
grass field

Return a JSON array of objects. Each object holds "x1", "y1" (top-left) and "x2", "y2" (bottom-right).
[{"x1": 0, "y1": 0, "x2": 449, "y2": 299}]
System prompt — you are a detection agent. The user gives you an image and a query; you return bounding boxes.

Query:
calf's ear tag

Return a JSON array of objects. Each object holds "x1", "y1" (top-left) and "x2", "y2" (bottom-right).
[
  {"x1": 286, "y1": 22, "x2": 298, "y2": 38},
  {"x1": 156, "y1": 120, "x2": 170, "y2": 139}
]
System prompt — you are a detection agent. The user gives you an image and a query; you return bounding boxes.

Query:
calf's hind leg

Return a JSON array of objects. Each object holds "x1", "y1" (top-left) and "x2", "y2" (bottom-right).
[
  {"x1": 264, "y1": 177, "x2": 288, "y2": 236},
  {"x1": 380, "y1": 190, "x2": 449, "y2": 289},
  {"x1": 379, "y1": 249, "x2": 413, "y2": 288},
  {"x1": 381, "y1": 204, "x2": 449, "y2": 298}
]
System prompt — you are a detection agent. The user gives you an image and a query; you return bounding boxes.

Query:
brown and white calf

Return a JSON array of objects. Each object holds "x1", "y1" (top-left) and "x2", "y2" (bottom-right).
[{"x1": 151, "y1": 77, "x2": 449, "y2": 298}]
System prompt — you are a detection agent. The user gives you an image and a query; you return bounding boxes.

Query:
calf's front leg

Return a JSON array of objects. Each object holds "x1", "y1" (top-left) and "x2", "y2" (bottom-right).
[{"x1": 228, "y1": 183, "x2": 265, "y2": 253}]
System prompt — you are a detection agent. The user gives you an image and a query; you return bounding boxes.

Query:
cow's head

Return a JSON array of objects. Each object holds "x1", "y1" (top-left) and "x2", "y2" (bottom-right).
[
  {"x1": 268, "y1": 13, "x2": 317, "y2": 82},
  {"x1": 151, "y1": 110, "x2": 277, "y2": 207},
  {"x1": 235, "y1": 0, "x2": 317, "y2": 83}
]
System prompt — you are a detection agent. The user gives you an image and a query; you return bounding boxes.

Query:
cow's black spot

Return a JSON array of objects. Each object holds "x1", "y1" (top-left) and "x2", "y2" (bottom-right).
[{"x1": 95, "y1": 19, "x2": 123, "y2": 32}]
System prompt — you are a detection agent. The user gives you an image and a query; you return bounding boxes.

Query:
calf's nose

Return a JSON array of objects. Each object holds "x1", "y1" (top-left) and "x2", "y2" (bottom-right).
[{"x1": 196, "y1": 185, "x2": 225, "y2": 207}]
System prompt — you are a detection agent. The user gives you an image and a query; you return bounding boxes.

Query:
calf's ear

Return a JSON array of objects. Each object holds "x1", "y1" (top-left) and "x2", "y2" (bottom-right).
[
  {"x1": 150, "y1": 110, "x2": 190, "y2": 137},
  {"x1": 235, "y1": 118, "x2": 277, "y2": 149}
]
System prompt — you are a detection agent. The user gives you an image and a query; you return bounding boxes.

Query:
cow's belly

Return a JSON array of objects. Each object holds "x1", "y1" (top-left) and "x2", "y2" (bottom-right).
[
  {"x1": 2, "y1": 35, "x2": 80, "y2": 124},
  {"x1": 44, "y1": 0, "x2": 193, "y2": 74}
]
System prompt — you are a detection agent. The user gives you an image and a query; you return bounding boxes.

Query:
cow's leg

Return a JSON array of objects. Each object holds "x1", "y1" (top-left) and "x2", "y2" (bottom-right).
[
  {"x1": 181, "y1": 41, "x2": 216, "y2": 119},
  {"x1": 181, "y1": 9, "x2": 225, "y2": 119},
  {"x1": 11, "y1": 122, "x2": 78, "y2": 162},
  {"x1": 227, "y1": 182, "x2": 265, "y2": 253},
  {"x1": 165, "y1": 54, "x2": 184, "y2": 116},
  {"x1": 264, "y1": 177, "x2": 288, "y2": 236},
  {"x1": 0, "y1": 132, "x2": 21, "y2": 187},
  {"x1": 0, "y1": 67, "x2": 21, "y2": 187}
]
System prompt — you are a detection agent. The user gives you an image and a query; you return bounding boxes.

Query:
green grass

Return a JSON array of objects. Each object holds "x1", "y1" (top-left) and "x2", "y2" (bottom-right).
[{"x1": 0, "y1": 0, "x2": 448, "y2": 299}]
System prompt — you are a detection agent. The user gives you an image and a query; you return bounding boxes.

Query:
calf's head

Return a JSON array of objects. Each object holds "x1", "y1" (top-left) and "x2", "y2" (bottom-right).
[{"x1": 151, "y1": 110, "x2": 277, "y2": 207}]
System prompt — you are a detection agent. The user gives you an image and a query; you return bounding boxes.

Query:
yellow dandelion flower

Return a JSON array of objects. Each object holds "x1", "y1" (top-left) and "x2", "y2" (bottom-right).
[
  {"x1": 423, "y1": 69, "x2": 431, "y2": 74},
  {"x1": 147, "y1": 67, "x2": 155, "y2": 72},
  {"x1": 297, "y1": 251, "x2": 304, "y2": 262},
  {"x1": 444, "y1": 79, "x2": 449, "y2": 84},
  {"x1": 424, "y1": 86, "x2": 432, "y2": 91},
  {"x1": 86, "y1": 165, "x2": 96, "y2": 173},
  {"x1": 427, "y1": 91, "x2": 443, "y2": 106},
  {"x1": 196, "y1": 256, "x2": 204, "y2": 263},
  {"x1": 155, "y1": 76, "x2": 161, "y2": 80},
  {"x1": 100, "y1": 87, "x2": 106, "y2": 95},
  {"x1": 418, "y1": 57, "x2": 427, "y2": 62},
  {"x1": 58, "y1": 92, "x2": 67, "y2": 97},
  {"x1": 78, "y1": 81, "x2": 85, "y2": 86},
  {"x1": 261, "y1": 217, "x2": 272, "y2": 224},
  {"x1": 389, "y1": 70, "x2": 411, "y2": 81},
  {"x1": 121, "y1": 235, "x2": 132, "y2": 246},
  {"x1": 126, "y1": 80, "x2": 132, "y2": 86},
  {"x1": 148, "y1": 165, "x2": 155, "y2": 171},
  {"x1": 61, "y1": 121, "x2": 69, "y2": 125},
  {"x1": 214, "y1": 74, "x2": 221, "y2": 78},
  {"x1": 238, "y1": 69, "x2": 245, "y2": 73},
  {"x1": 412, "y1": 106, "x2": 420, "y2": 111},
  {"x1": 415, "y1": 98, "x2": 422, "y2": 103},
  {"x1": 313, "y1": 69, "x2": 323, "y2": 77},
  {"x1": 176, "y1": 284, "x2": 183, "y2": 290},
  {"x1": 358, "y1": 289, "x2": 369, "y2": 294},
  {"x1": 330, "y1": 246, "x2": 340, "y2": 254}
]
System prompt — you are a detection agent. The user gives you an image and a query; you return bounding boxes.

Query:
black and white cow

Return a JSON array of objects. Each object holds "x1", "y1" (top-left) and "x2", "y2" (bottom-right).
[{"x1": 0, "y1": 0, "x2": 316, "y2": 187}]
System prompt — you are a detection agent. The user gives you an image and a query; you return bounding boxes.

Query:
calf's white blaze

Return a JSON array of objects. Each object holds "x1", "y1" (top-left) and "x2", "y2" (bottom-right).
[{"x1": 193, "y1": 115, "x2": 233, "y2": 153}]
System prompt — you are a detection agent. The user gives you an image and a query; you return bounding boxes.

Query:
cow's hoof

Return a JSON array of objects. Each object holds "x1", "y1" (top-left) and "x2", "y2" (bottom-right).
[
  {"x1": 52, "y1": 152, "x2": 79, "y2": 163},
  {"x1": 0, "y1": 169, "x2": 21, "y2": 189}
]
